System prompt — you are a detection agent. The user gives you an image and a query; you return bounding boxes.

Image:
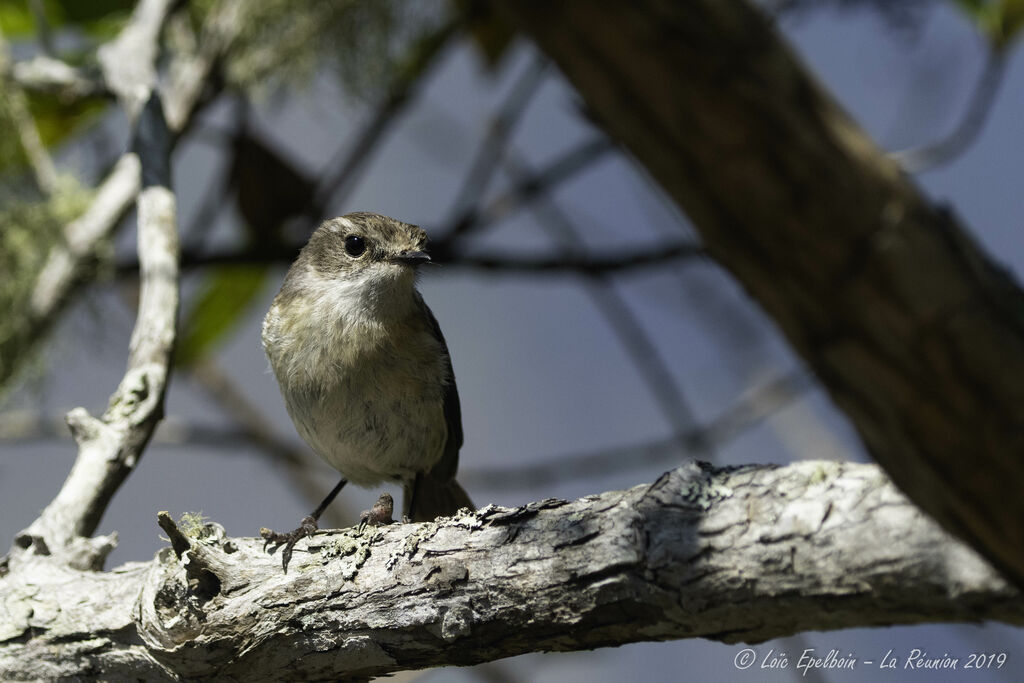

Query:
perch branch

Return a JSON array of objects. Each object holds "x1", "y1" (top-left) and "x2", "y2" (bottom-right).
[{"x1": 0, "y1": 462, "x2": 1020, "y2": 680}]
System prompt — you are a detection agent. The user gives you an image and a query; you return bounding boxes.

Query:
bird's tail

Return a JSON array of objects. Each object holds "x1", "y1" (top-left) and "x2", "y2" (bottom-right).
[{"x1": 405, "y1": 475, "x2": 474, "y2": 522}]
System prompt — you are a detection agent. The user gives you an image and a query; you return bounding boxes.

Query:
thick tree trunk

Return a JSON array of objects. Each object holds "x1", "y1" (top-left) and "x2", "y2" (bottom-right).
[{"x1": 493, "y1": 0, "x2": 1024, "y2": 584}]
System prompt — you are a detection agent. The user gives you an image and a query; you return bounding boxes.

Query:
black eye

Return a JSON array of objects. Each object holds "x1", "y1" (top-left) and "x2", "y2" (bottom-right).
[{"x1": 344, "y1": 235, "x2": 366, "y2": 257}]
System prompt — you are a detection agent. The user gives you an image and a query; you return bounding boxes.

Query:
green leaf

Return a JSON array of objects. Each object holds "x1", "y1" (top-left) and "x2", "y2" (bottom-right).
[
  {"x1": 27, "y1": 92, "x2": 107, "y2": 147},
  {"x1": 226, "y1": 0, "x2": 451, "y2": 99},
  {"x1": 0, "y1": 0, "x2": 35, "y2": 36},
  {"x1": 175, "y1": 265, "x2": 270, "y2": 368},
  {"x1": 953, "y1": 0, "x2": 1024, "y2": 49},
  {"x1": 0, "y1": 0, "x2": 132, "y2": 39},
  {"x1": 53, "y1": 0, "x2": 135, "y2": 24},
  {"x1": 1003, "y1": 0, "x2": 1024, "y2": 42}
]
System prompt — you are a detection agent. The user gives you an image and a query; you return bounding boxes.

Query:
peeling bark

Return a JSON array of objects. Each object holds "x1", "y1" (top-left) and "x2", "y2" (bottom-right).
[{"x1": 2, "y1": 462, "x2": 1019, "y2": 681}]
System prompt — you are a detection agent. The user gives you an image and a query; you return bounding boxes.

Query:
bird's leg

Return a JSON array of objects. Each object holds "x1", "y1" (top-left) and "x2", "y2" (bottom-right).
[
  {"x1": 261, "y1": 477, "x2": 347, "y2": 572},
  {"x1": 401, "y1": 473, "x2": 421, "y2": 524},
  {"x1": 358, "y1": 492, "x2": 396, "y2": 532}
]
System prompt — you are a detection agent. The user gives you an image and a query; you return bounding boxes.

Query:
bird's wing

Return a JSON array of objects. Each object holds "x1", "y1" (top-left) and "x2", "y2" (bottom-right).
[{"x1": 416, "y1": 293, "x2": 463, "y2": 481}]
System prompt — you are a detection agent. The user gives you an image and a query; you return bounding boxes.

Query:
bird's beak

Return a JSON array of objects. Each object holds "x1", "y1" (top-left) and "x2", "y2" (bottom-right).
[{"x1": 393, "y1": 250, "x2": 431, "y2": 265}]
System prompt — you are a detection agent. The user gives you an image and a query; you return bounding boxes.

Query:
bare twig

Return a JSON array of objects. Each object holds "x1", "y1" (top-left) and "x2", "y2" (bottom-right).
[
  {"x1": 0, "y1": 26, "x2": 59, "y2": 194},
  {"x1": 9, "y1": 56, "x2": 109, "y2": 99},
  {"x1": 163, "y1": 0, "x2": 243, "y2": 132},
  {"x1": 890, "y1": 47, "x2": 1007, "y2": 173},
  {"x1": 29, "y1": 156, "x2": 143, "y2": 317},
  {"x1": 310, "y1": 18, "x2": 460, "y2": 215},
  {"x1": 11, "y1": 94, "x2": 180, "y2": 571},
  {"x1": 448, "y1": 241, "x2": 703, "y2": 273},
  {"x1": 0, "y1": 369, "x2": 808, "y2": 493},
  {"x1": 119, "y1": 115, "x2": 611, "y2": 280},
  {"x1": 113, "y1": 240, "x2": 703, "y2": 276},
  {"x1": 442, "y1": 55, "x2": 548, "y2": 228},
  {"x1": 0, "y1": 408, "x2": 249, "y2": 446},
  {"x1": 432, "y1": 136, "x2": 614, "y2": 253},
  {"x1": 504, "y1": 150, "x2": 710, "y2": 457},
  {"x1": 97, "y1": 0, "x2": 175, "y2": 121},
  {"x1": 157, "y1": 511, "x2": 191, "y2": 558},
  {"x1": 463, "y1": 370, "x2": 810, "y2": 489}
]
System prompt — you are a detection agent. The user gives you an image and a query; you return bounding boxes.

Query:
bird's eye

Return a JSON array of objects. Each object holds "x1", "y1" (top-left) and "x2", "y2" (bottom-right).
[{"x1": 344, "y1": 235, "x2": 366, "y2": 257}]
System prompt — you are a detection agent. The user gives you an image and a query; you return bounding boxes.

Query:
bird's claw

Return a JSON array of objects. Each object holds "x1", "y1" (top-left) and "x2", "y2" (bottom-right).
[
  {"x1": 358, "y1": 492, "x2": 396, "y2": 532},
  {"x1": 260, "y1": 515, "x2": 318, "y2": 572}
]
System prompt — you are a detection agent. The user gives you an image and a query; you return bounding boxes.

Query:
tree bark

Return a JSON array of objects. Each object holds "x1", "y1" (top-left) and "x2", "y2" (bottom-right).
[
  {"x1": 492, "y1": 0, "x2": 1024, "y2": 584},
  {"x1": 1, "y1": 461, "x2": 1019, "y2": 681}
]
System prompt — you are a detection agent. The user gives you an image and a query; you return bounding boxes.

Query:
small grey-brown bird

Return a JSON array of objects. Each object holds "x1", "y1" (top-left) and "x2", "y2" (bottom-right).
[{"x1": 260, "y1": 212, "x2": 472, "y2": 568}]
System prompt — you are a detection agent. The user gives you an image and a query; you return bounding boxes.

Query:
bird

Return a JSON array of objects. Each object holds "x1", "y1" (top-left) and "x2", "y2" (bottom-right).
[{"x1": 260, "y1": 212, "x2": 473, "y2": 569}]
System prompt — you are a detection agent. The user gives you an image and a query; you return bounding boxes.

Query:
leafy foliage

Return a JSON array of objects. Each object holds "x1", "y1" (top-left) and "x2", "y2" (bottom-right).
[
  {"x1": 0, "y1": 0, "x2": 133, "y2": 40},
  {"x1": 955, "y1": 0, "x2": 1024, "y2": 48},
  {"x1": 224, "y1": 0, "x2": 450, "y2": 99},
  {"x1": 25, "y1": 92, "x2": 107, "y2": 152},
  {"x1": 0, "y1": 178, "x2": 93, "y2": 389}
]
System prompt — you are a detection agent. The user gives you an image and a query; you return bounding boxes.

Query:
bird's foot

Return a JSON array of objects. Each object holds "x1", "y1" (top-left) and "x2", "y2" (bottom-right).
[
  {"x1": 260, "y1": 515, "x2": 318, "y2": 572},
  {"x1": 358, "y1": 492, "x2": 396, "y2": 532}
]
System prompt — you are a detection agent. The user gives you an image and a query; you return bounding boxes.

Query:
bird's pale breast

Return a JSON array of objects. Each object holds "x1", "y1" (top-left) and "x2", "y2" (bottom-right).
[{"x1": 265, "y1": 295, "x2": 449, "y2": 487}]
